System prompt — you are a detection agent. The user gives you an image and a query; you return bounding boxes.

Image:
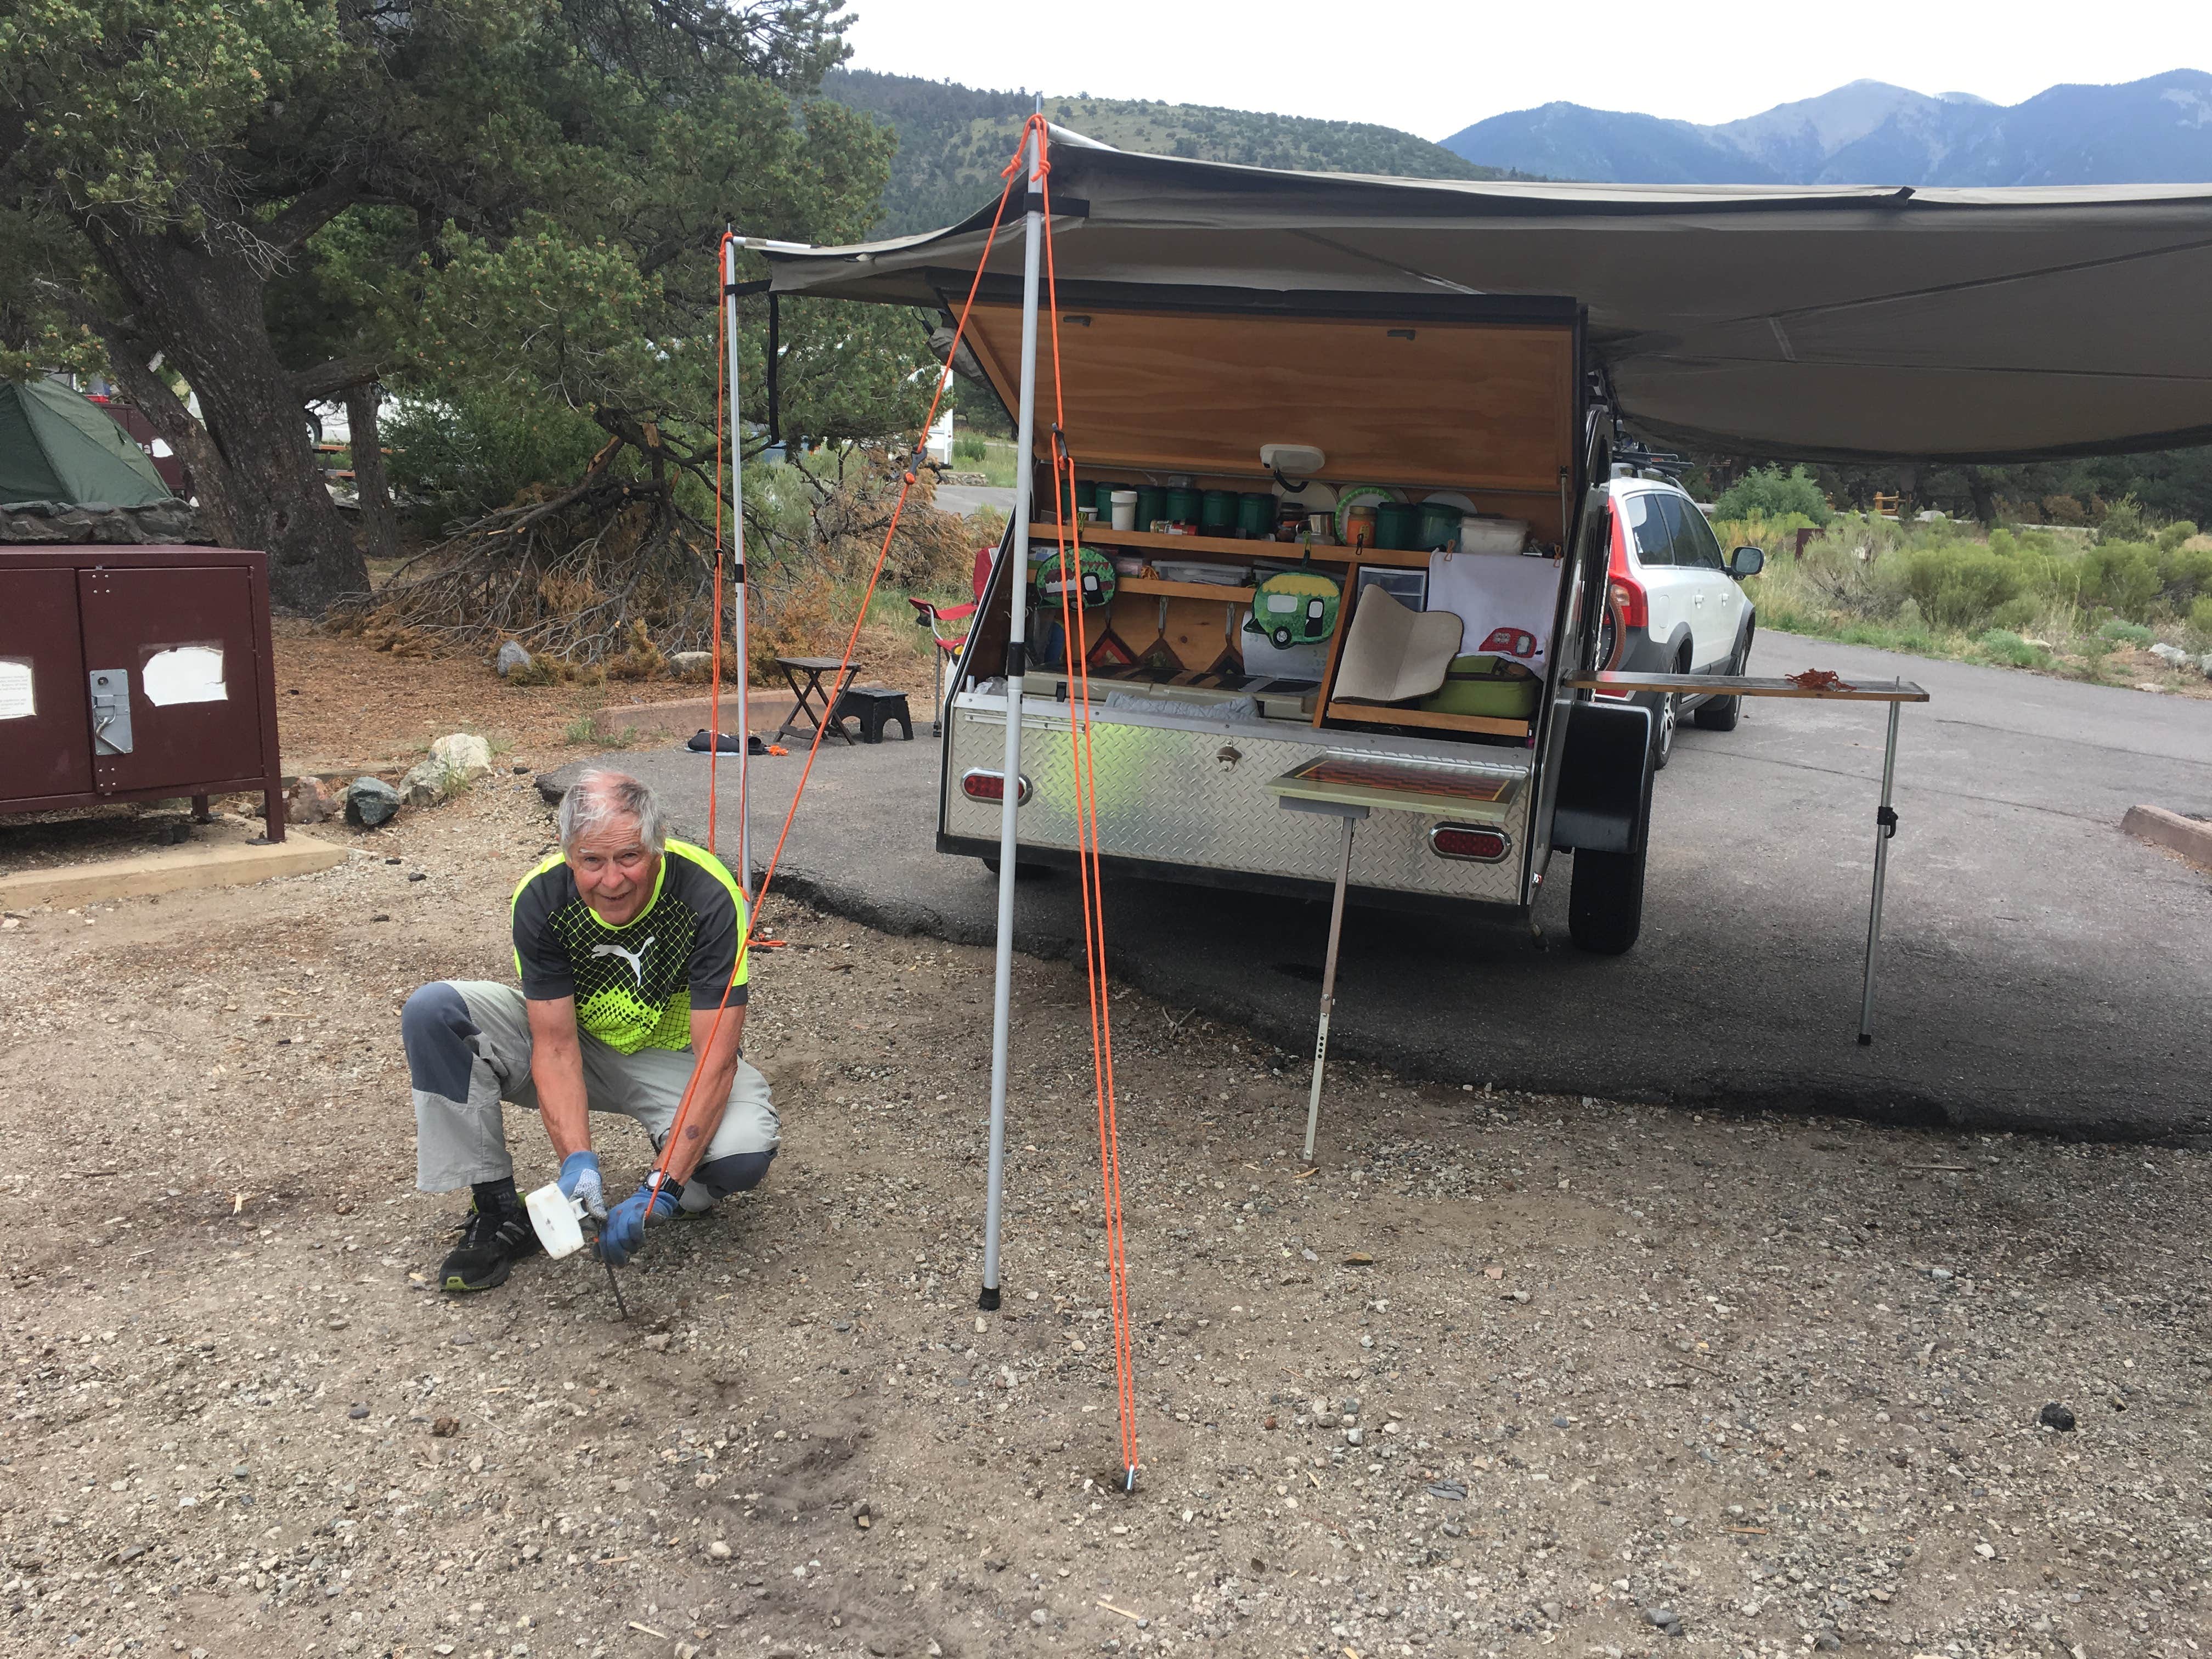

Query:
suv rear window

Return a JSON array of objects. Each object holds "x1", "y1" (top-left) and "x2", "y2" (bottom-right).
[{"x1": 1625, "y1": 491, "x2": 1674, "y2": 566}]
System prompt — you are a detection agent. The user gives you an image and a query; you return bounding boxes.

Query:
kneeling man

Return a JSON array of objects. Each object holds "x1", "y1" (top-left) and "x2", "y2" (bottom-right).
[{"x1": 403, "y1": 769, "x2": 775, "y2": 1291}]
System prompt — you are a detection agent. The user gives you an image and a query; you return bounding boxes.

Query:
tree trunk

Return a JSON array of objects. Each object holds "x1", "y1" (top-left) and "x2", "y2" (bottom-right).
[
  {"x1": 1962, "y1": 466, "x2": 1997, "y2": 528},
  {"x1": 345, "y1": 383, "x2": 402, "y2": 566},
  {"x1": 84, "y1": 227, "x2": 368, "y2": 613}
]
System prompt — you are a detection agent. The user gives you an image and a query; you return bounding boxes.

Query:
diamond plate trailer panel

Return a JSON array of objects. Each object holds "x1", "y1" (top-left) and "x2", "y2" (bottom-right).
[{"x1": 943, "y1": 697, "x2": 1536, "y2": 907}]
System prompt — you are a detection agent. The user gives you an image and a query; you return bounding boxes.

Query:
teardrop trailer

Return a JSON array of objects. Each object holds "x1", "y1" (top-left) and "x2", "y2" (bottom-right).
[
  {"x1": 730, "y1": 129, "x2": 2212, "y2": 1459},
  {"x1": 761, "y1": 147, "x2": 2212, "y2": 975}
]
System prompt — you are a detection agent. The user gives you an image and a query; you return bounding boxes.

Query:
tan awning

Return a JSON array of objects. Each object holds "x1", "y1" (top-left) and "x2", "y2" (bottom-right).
[{"x1": 765, "y1": 127, "x2": 2212, "y2": 464}]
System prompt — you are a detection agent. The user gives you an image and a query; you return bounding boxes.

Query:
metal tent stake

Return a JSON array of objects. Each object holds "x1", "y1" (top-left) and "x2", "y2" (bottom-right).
[
  {"x1": 1288, "y1": 799, "x2": 1368, "y2": 1163},
  {"x1": 979, "y1": 111, "x2": 1046, "y2": 1313},
  {"x1": 1857, "y1": 698, "x2": 1903, "y2": 1045}
]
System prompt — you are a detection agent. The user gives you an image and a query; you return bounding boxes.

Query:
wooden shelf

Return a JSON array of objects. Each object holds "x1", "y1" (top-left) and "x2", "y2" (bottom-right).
[
  {"x1": 1115, "y1": 575, "x2": 1256, "y2": 602},
  {"x1": 1031, "y1": 524, "x2": 1430, "y2": 569},
  {"x1": 1568, "y1": 671, "x2": 1928, "y2": 703},
  {"x1": 1323, "y1": 701, "x2": 1532, "y2": 739}
]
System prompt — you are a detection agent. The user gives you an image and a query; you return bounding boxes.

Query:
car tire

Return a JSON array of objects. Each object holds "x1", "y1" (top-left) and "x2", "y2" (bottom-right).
[
  {"x1": 1649, "y1": 689, "x2": 1678, "y2": 770},
  {"x1": 1568, "y1": 844, "x2": 1646, "y2": 955},
  {"x1": 1694, "y1": 626, "x2": 1752, "y2": 730}
]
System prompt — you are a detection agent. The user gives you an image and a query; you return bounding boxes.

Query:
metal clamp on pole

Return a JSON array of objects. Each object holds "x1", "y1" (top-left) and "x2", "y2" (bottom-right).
[{"x1": 1857, "y1": 700, "x2": 1904, "y2": 1046}]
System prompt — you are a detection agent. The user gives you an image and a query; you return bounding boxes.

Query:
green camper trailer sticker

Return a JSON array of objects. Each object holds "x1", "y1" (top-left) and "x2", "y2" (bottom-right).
[
  {"x1": 1030, "y1": 545, "x2": 1117, "y2": 610},
  {"x1": 1244, "y1": 566, "x2": 1341, "y2": 648}
]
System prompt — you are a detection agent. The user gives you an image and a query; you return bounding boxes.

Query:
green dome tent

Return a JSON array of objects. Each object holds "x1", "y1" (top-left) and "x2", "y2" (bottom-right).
[{"x1": 0, "y1": 378, "x2": 174, "y2": 507}]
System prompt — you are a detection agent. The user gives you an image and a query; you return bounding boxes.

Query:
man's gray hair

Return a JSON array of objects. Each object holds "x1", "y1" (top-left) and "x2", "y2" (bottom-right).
[{"x1": 559, "y1": 770, "x2": 668, "y2": 853}]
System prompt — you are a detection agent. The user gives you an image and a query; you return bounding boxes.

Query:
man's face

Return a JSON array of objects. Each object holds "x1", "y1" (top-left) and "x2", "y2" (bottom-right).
[{"x1": 569, "y1": 817, "x2": 661, "y2": 927}]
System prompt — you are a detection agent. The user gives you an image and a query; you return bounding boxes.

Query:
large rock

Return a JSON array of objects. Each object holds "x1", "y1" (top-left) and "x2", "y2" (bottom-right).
[
  {"x1": 2149, "y1": 642, "x2": 2191, "y2": 668},
  {"x1": 344, "y1": 776, "x2": 402, "y2": 828},
  {"x1": 286, "y1": 776, "x2": 335, "y2": 826},
  {"x1": 669, "y1": 651, "x2": 714, "y2": 679},
  {"x1": 495, "y1": 641, "x2": 533, "y2": 678},
  {"x1": 429, "y1": 732, "x2": 494, "y2": 779},
  {"x1": 399, "y1": 759, "x2": 451, "y2": 808}
]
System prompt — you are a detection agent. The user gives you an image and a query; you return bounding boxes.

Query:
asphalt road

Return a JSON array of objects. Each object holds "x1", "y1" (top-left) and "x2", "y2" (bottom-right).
[{"x1": 550, "y1": 635, "x2": 2212, "y2": 1139}]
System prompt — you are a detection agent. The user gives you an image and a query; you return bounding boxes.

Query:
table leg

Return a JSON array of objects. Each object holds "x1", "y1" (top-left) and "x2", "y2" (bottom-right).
[
  {"x1": 1857, "y1": 698, "x2": 1902, "y2": 1045},
  {"x1": 773, "y1": 666, "x2": 804, "y2": 744},
  {"x1": 1304, "y1": 814, "x2": 1358, "y2": 1164}
]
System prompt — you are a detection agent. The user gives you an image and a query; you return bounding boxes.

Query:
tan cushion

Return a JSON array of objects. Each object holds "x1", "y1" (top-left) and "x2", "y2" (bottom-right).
[{"x1": 1330, "y1": 586, "x2": 1464, "y2": 704}]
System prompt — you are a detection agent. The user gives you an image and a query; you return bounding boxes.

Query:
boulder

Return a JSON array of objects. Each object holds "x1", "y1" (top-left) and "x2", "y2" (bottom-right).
[
  {"x1": 286, "y1": 776, "x2": 335, "y2": 826},
  {"x1": 495, "y1": 640, "x2": 533, "y2": 677},
  {"x1": 669, "y1": 650, "x2": 714, "y2": 678},
  {"x1": 399, "y1": 759, "x2": 451, "y2": 808},
  {"x1": 2149, "y1": 642, "x2": 2190, "y2": 668},
  {"x1": 344, "y1": 776, "x2": 402, "y2": 828},
  {"x1": 428, "y1": 732, "x2": 494, "y2": 779}
]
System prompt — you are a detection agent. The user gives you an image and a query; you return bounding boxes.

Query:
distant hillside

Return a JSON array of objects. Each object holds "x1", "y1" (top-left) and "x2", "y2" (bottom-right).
[
  {"x1": 823, "y1": 69, "x2": 1525, "y2": 238},
  {"x1": 1441, "y1": 69, "x2": 2212, "y2": 185}
]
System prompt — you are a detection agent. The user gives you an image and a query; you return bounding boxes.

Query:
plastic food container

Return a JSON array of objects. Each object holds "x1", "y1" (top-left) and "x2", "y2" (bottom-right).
[
  {"x1": 1164, "y1": 486, "x2": 1202, "y2": 524},
  {"x1": 1460, "y1": 516, "x2": 1530, "y2": 555},
  {"x1": 1238, "y1": 492, "x2": 1276, "y2": 537},
  {"x1": 1415, "y1": 501, "x2": 1464, "y2": 550},
  {"x1": 1136, "y1": 486, "x2": 1166, "y2": 527},
  {"x1": 1200, "y1": 490, "x2": 1237, "y2": 532},
  {"x1": 1110, "y1": 488, "x2": 1139, "y2": 531},
  {"x1": 1152, "y1": 560, "x2": 1246, "y2": 585}
]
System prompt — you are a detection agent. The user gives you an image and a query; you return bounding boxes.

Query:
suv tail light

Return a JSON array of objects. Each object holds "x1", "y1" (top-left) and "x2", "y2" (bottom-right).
[
  {"x1": 1608, "y1": 571, "x2": 1648, "y2": 630},
  {"x1": 961, "y1": 768, "x2": 1031, "y2": 805},
  {"x1": 1429, "y1": 823, "x2": 1511, "y2": 862}
]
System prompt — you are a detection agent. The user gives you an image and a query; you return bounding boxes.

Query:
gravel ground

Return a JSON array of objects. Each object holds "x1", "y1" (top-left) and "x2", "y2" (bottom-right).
[{"x1": 4, "y1": 775, "x2": 2209, "y2": 1659}]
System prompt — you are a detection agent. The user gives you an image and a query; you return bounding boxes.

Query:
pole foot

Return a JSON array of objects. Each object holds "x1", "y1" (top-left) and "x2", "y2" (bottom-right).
[
  {"x1": 977, "y1": 1285, "x2": 1001, "y2": 1312},
  {"x1": 1856, "y1": 1031, "x2": 1873, "y2": 1047}
]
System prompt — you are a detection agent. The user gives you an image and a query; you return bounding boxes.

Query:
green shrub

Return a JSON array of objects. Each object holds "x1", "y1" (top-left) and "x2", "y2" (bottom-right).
[
  {"x1": 2076, "y1": 541, "x2": 2162, "y2": 619},
  {"x1": 1988, "y1": 596, "x2": 2040, "y2": 630},
  {"x1": 2097, "y1": 618, "x2": 2154, "y2": 646},
  {"x1": 1714, "y1": 465, "x2": 1833, "y2": 527},
  {"x1": 2190, "y1": 595, "x2": 2212, "y2": 644},
  {"x1": 1977, "y1": 628, "x2": 2049, "y2": 667},
  {"x1": 383, "y1": 393, "x2": 608, "y2": 524},
  {"x1": 1900, "y1": 545, "x2": 2022, "y2": 630}
]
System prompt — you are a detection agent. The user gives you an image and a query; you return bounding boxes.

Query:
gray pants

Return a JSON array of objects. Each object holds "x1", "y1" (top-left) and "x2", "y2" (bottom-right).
[{"x1": 403, "y1": 980, "x2": 777, "y2": 1212}]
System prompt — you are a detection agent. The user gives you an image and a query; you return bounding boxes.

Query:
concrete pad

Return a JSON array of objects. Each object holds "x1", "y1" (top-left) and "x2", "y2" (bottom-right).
[
  {"x1": 2123, "y1": 803, "x2": 2212, "y2": 870},
  {"x1": 0, "y1": 821, "x2": 349, "y2": 909}
]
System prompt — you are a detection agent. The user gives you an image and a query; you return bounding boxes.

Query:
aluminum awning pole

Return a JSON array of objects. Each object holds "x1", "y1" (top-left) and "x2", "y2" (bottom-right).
[
  {"x1": 1856, "y1": 697, "x2": 1903, "y2": 1044},
  {"x1": 979, "y1": 111, "x2": 1045, "y2": 1312},
  {"x1": 720, "y1": 234, "x2": 752, "y2": 901}
]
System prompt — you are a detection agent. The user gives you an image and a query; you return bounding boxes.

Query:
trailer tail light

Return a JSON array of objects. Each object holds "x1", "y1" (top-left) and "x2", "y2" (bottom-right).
[
  {"x1": 1607, "y1": 572, "x2": 1648, "y2": 629},
  {"x1": 1429, "y1": 823, "x2": 1511, "y2": 862},
  {"x1": 961, "y1": 768, "x2": 1031, "y2": 805}
]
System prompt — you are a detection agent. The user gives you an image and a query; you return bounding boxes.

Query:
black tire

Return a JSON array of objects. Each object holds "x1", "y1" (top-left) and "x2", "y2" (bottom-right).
[
  {"x1": 1648, "y1": 689, "x2": 1678, "y2": 770},
  {"x1": 1694, "y1": 625, "x2": 1753, "y2": 730},
  {"x1": 1568, "y1": 845, "x2": 1646, "y2": 955}
]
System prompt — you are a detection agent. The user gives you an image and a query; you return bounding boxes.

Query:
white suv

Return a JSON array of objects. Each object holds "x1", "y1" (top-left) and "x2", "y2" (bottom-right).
[{"x1": 1594, "y1": 476, "x2": 1764, "y2": 768}]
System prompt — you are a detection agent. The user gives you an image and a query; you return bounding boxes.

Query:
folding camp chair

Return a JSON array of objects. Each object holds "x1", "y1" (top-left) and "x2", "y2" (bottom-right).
[{"x1": 907, "y1": 547, "x2": 994, "y2": 736}]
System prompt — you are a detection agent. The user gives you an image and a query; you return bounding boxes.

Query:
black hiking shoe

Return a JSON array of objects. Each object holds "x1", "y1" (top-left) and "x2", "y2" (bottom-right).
[{"x1": 439, "y1": 1199, "x2": 541, "y2": 1293}]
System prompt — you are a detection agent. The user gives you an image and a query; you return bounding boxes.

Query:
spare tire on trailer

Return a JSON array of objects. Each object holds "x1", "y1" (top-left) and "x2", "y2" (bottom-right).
[{"x1": 1548, "y1": 699, "x2": 1657, "y2": 955}]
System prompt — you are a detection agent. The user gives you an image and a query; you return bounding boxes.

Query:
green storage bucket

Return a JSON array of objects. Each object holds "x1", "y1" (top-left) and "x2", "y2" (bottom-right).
[
  {"x1": 1164, "y1": 486, "x2": 1202, "y2": 525},
  {"x1": 1200, "y1": 489, "x2": 1237, "y2": 532},
  {"x1": 1136, "y1": 486, "x2": 1166, "y2": 528},
  {"x1": 1419, "y1": 653, "x2": 1542, "y2": 719},
  {"x1": 1375, "y1": 501, "x2": 1421, "y2": 550},
  {"x1": 1414, "y1": 500, "x2": 1464, "y2": 550},
  {"x1": 1237, "y1": 491, "x2": 1275, "y2": 537}
]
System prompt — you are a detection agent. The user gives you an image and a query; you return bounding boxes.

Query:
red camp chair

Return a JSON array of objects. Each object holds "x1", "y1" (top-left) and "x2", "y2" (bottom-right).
[{"x1": 908, "y1": 547, "x2": 995, "y2": 736}]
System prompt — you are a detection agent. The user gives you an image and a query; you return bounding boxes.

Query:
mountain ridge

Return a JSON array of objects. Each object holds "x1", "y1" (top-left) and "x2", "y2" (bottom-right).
[
  {"x1": 1441, "y1": 70, "x2": 2212, "y2": 185},
  {"x1": 821, "y1": 69, "x2": 1525, "y2": 238}
]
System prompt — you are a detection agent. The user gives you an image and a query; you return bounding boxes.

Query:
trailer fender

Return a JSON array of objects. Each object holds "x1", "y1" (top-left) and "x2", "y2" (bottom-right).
[{"x1": 1549, "y1": 699, "x2": 1655, "y2": 855}]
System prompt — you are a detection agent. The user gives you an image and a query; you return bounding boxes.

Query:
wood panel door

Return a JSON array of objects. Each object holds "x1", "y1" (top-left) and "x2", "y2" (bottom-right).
[
  {"x1": 0, "y1": 565, "x2": 94, "y2": 803},
  {"x1": 76, "y1": 565, "x2": 268, "y2": 795}
]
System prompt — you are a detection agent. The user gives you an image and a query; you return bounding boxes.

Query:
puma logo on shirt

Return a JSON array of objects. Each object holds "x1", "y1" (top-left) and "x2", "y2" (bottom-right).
[{"x1": 590, "y1": 937, "x2": 655, "y2": 986}]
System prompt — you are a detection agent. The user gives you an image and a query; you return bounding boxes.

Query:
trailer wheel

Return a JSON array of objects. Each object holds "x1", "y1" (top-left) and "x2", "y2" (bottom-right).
[{"x1": 1567, "y1": 844, "x2": 1646, "y2": 955}]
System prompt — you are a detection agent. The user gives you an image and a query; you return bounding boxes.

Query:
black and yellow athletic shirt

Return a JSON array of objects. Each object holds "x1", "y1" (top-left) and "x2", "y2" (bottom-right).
[{"x1": 510, "y1": 838, "x2": 748, "y2": 1053}]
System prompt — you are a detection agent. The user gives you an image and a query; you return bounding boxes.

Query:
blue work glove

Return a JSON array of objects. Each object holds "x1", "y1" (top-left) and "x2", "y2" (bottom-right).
[
  {"x1": 597, "y1": 1177, "x2": 683, "y2": 1266},
  {"x1": 558, "y1": 1150, "x2": 607, "y2": 1222}
]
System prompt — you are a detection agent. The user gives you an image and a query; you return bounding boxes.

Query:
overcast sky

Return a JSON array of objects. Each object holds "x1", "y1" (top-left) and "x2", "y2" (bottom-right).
[{"x1": 843, "y1": 0, "x2": 2207, "y2": 139}]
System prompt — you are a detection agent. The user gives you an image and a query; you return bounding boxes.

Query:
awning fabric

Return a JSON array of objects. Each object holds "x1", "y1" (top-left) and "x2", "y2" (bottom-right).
[{"x1": 765, "y1": 128, "x2": 2212, "y2": 464}]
